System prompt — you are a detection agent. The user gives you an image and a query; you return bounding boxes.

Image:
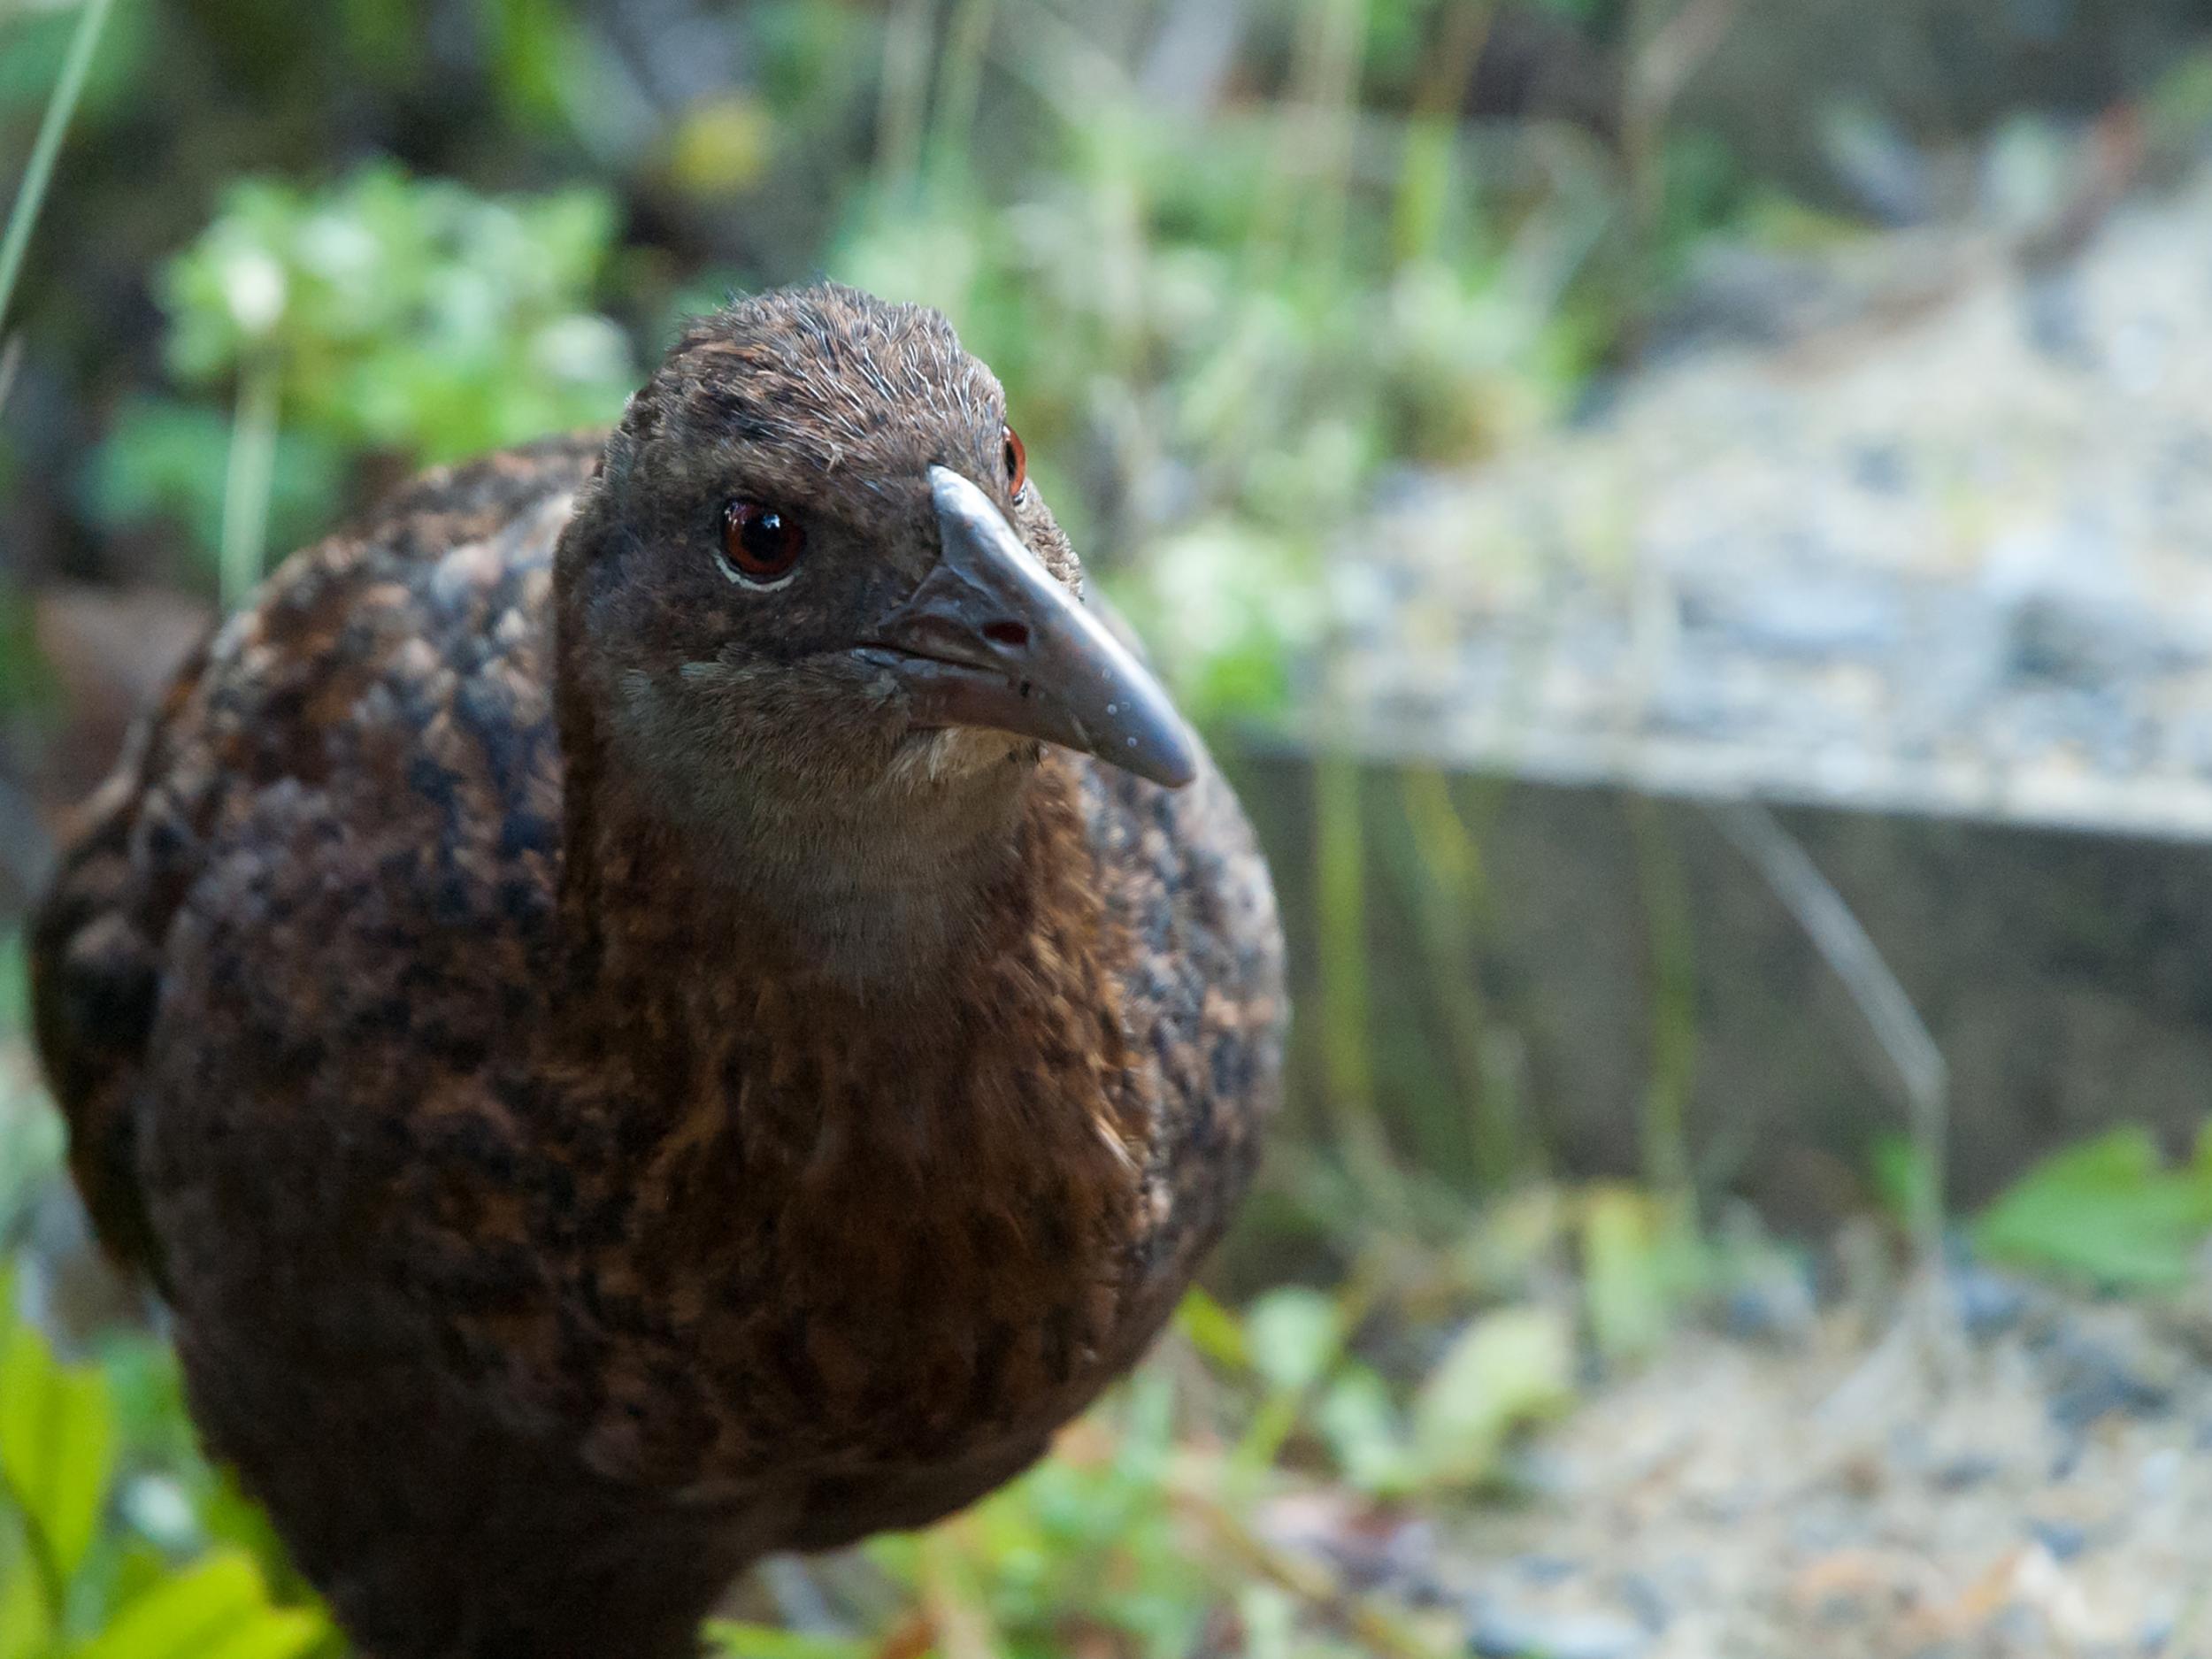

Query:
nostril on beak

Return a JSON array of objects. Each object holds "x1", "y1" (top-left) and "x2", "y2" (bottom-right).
[{"x1": 983, "y1": 619, "x2": 1030, "y2": 649}]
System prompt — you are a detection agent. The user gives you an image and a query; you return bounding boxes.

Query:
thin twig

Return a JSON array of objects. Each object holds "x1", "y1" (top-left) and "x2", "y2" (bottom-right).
[
  {"x1": 1624, "y1": 0, "x2": 1739, "y2": 140},
  {"x1": 1709, "y1": 800, "x2": 1947, "y2": 1263},
  {"x1": 1169, "y1": 1468, "x2": 1455, "y2": 1659}
]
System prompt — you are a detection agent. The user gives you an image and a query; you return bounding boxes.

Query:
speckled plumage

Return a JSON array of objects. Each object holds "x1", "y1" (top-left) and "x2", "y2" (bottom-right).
[{"x1": 32, "y1": 288, "x2": 1285, "y2": 1658}]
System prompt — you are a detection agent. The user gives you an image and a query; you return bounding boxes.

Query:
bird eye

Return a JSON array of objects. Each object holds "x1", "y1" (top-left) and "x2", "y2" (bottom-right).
[
  {"x1": 1002, "y1": 426, "x2": 1027, "y2": 500},
  {"x1": 719, "y1": 500, "x2": 805, "y2": 587}
]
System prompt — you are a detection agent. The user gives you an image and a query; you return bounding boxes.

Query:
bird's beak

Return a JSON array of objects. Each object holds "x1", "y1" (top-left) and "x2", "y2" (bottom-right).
[{"x1": 856, "y1": 465, "x2": 1198, "y2": 789}]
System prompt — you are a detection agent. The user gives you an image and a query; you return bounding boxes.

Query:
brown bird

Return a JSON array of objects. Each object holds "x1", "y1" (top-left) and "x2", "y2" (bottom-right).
[{"x1": 30, "y1": 284, "x2": 1285, "y2": 1658}]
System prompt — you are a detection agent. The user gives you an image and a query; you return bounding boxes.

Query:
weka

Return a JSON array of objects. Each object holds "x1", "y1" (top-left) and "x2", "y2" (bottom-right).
[{"x1": 31, "y1": 284, "x2": 1285, "y2": 1658}]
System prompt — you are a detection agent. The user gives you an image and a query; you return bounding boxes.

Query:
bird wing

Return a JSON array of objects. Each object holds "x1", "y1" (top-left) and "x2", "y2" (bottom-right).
[
  {"x1": 1080, "y1": 743, "x2": 1289, "y2": 1345},
  {"x1": 28, "y1": 434, "x2": 604, "y2": 1285}
]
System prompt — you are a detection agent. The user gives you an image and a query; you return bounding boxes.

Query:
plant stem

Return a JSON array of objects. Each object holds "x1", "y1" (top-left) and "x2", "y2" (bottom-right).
[
  {"x1": 915, "y1": 1530, "x2": 1000, "y2": 1659},
  {"x1": 1626, "y1": 795, "x2": 1697, "y2": 1212},
  {"x1": 1396, "y1": 766, "x2": 1519, "y2": 1189},
  {"x1": 1618, "y1": 0, "x2": 1740, "y2": 330},
  {"x1": 1391, "y1": 1, "x2": 1494, "y2": 265},
  {"x1": 1295, "y1": 0, "x2": 1365, "y2": 276},
  {"x1": 927, "y1": 0, "x2": 999, "y2": 182},
  {"x1": 1315, "y1": 752, "x2": 1405, "y2": 1219},
  {"x1": 219, "y1": 357, "x2": 282, "y2": 611},
  {"x1": 0, "y1": 0, "x2": 119, "y2": 338},
  {"x1": 1248, "y1": 0, "x2": 1365, "y2": 288},
  {"x1": 874, "y1": 0, "x2": 937, "y2": 201},
  {"x1": 1316, "y1": 753, "x2": 1371, "y2": 1111}
]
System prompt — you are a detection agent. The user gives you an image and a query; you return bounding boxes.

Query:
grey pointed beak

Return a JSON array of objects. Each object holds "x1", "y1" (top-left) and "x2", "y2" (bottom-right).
[{"x1": 855, "y1": 465, "x2": 1197, "y2": 789}]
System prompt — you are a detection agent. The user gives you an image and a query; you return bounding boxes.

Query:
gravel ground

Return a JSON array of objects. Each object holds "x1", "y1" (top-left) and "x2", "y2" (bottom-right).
[
  {"x1": 1398, "y1": 1268, "x2": 2212, "y2": 1659},
  {"x1": 1316, "y1": 148, "x2": 2212, "y2": 839}
]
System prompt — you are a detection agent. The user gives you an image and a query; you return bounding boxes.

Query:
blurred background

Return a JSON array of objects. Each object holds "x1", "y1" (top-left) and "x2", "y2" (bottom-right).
[{"x1": 9, "y1": 0, "x2": 2212, "y2": 1654}]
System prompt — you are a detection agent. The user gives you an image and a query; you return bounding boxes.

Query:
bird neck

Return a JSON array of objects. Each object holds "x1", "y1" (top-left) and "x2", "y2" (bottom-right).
[{"x1": 552, "y1": 682, "x2": 1068, "y2": 1002}]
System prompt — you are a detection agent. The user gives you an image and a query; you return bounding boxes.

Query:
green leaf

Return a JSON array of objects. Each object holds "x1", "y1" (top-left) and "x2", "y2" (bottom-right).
[
  {"x1": 1581, "y1": 1186, "x2": 1674, "y2": 1363},
  {"x1": 1237, "y1": 1583, "x2": 1297, "y2": 1659},
  {"x1": 703, "y1": 1622, "x2": 871, "y2": 1659},
  {"x1": 1869, "y1": 1132, "x2": 1937, "y2": 1232},
  {"x1": 1972, "y1": 1127, "x2": 2212, "y2": 1290},
  {"x1": 1172, "y1": 1287, "x2": 1247, "y2": 1372},
  {"x1": 189, "y1": 1607, "x2": 329, "y2": 1659},
  {"x1": 0, "y1": 1545, "x2": 55, "y2": 1659},
  {"x1": 72, "y1": 1550, "x2": 324, "y2": 1659},
  {"x1": 1315, "y1": 1364, "x2": 1414, "y2": 1495},
  {"x1": 1241, "y1": 1287, "x2": 1341, "y2": 1396},
  {"x1": 146, "y1": 164, "x2": 639, "y2": 495},
  {"x1": 1410, "y1": 1306, "x2": 1575, "y2": 1486},
  {"x1": 71, "y1": 1552, "x2": 259, "y2": 1659},
  {"x1": 0, "y1": 1294, "x2": 119, "y2": 1585}
]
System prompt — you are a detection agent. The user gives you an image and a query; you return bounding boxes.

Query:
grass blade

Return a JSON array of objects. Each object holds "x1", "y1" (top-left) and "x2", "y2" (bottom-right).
[{"x1": 0, "y1": 0, "x2": 119, "y2": 337}]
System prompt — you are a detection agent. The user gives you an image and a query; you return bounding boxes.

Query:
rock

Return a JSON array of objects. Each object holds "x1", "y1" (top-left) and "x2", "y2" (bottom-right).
[
  {"x1": 1305, "y1": 158, "x2": 2212, "y2": 834},
  {"x1": 1513, "y1": 1555, "x2": 1583, "y2": 1586},
  {"x1": 1950, "y1": 1264, "x2": 2032, "y2": 1341},
  {"x1": 1719, "y1": 1261, "x2": 1820, "y2": 1345},
  {"x1": 1609, "y1": 1572, "x2": 1671, "y2": 1635},
  {"x1": 1931, "y1": 1454, "x2": 2003, "y2": 1492},
  {"x1": 2045, "y1": 1339, "x2": 2172, "y2": 1432},
  {"x1": 2138, "y1": 1447, "x2": 2184, "y2": 1502},
  {"x1": 1467, "y1": 1601, "x2": 1648, "y2": 1659},
  {"x1": 2024, "y1": 1517, "x2": 2088, "y2": 1561}
]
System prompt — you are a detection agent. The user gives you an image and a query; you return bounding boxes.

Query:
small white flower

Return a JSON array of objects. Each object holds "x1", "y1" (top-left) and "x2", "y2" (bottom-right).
[{"x1": 221, "y1": 247, "x2": 288, "y2": 336}]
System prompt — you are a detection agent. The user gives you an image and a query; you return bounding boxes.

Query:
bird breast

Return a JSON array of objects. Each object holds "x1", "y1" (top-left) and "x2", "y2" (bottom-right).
[{"x1": 537, "y1": 793, "x2": 1159, "y2": 1489}]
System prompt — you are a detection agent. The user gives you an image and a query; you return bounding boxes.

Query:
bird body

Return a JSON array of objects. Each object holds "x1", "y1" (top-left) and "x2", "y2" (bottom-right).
[{"x1": 32, "y1": 288, "x2": 1284, "y2": 1657}]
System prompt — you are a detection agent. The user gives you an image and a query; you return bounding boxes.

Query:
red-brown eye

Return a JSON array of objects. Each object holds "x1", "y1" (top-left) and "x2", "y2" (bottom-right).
[
  {"x1": 720, "y1": 500, "x2": 805, "y2": 585},
  {"x1": 1002, "y1": 425, "x2": 1027, "y2": 499}
]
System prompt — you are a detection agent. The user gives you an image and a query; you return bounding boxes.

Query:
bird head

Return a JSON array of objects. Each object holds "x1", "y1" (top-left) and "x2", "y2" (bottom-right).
[{"x1": 557, "y1": 284, "x2": 1194, "y2": 848}]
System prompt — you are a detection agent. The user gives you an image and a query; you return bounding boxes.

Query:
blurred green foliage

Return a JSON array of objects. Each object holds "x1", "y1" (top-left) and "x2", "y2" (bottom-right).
[
  {"x1": 1973, "y1": 1125, "x2": 2212, "y2": 1292},
  {"x1": 0, "y1": 0, "x2": 1755, "y2": 722},
  {"x1": 0, "y1": 1279, "x2": 330, "y2": 1659},
  {"x1": 155, "y1": 168, "x2": 634, "y2": 463},
  {"x1": 0, "y1": 930, "x2": 331, "y2": 1659},
  {"x1": 81, "y1": 165, "x2": 637, "y2": 595}
]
